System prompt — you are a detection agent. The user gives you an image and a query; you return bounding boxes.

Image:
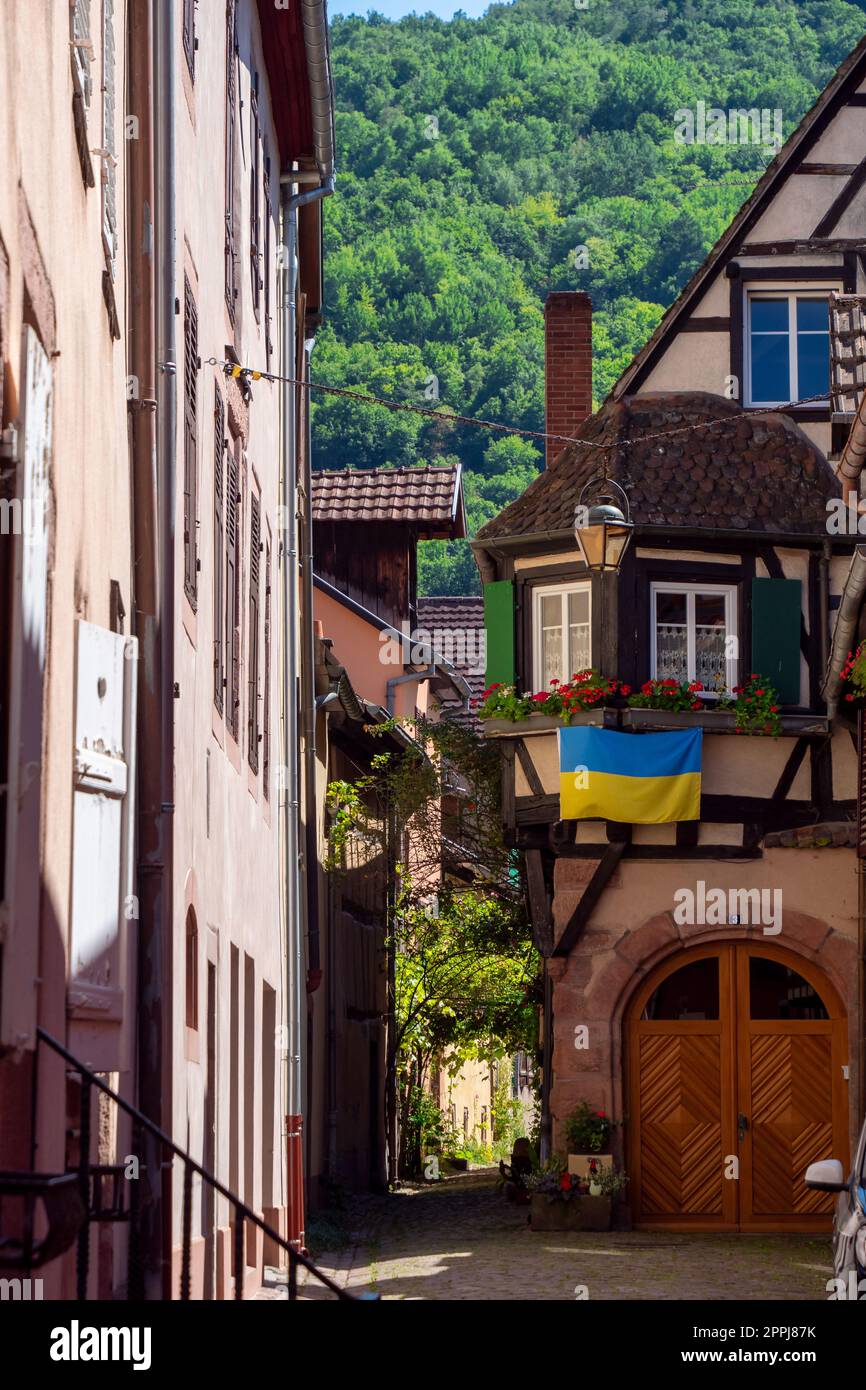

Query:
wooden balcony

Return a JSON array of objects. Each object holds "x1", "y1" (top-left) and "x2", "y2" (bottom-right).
[{"x1": 483, "y1": 708, "x2": 849, "y2": 857}]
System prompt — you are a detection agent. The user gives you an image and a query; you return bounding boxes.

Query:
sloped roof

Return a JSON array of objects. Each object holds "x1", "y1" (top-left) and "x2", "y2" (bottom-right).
[
  {"x1": 475, "y1": 392, "x2": 840, "y2": 541},
  {"x1": 417, "y1": 595, "x2": 485, "y2": 729},
  {"x1": 611, "y1": 34, "x2": 866, "y2": 399},
  {"x1": 312, "y1": 464, "x2": 466, "y2": 537}
]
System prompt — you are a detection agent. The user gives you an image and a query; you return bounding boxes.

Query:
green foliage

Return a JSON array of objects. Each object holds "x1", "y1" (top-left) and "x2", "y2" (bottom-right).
[
  {"x1": 564, "y1": 1099, "x2": 614, "y2": 1153},
  {"x1": 324, "y1": 717, "x2": 540, "y2": 1175},
  {"x1": 321, "y1": 0, "x2": 865, "y2": 592}
]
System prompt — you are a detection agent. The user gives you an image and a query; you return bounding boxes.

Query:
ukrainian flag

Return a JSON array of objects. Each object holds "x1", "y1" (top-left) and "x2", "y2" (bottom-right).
[{"x1": 558, "y1": 727, "x2": 702, "y2": 824}]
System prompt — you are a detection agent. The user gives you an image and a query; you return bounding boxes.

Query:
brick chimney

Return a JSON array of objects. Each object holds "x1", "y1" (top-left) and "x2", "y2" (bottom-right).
[{"x1": 544, "y1": 291, "x2": 593, "y2": 468}]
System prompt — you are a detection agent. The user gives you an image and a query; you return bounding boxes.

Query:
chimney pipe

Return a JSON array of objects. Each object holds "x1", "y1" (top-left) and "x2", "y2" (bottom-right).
[{"x1": 544, "y1": 291, "x2": 593, "y2": 468}]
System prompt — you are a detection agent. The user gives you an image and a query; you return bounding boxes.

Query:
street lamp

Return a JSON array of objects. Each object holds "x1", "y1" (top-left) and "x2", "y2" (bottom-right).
[{"x1": 574, "y1": 478, "x2": 633, "y2": 573}]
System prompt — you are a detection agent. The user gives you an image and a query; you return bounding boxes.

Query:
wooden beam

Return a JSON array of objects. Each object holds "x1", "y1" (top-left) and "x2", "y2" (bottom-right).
[
  {"x1": 501, "y1": 739, "x2": 516, "y2": 831},
  {"x1": 813, "y1": 154, "x2": 866, "y2": 238},
  {"x1": 547, "y1": 843, "x2": 762, "y2": 863},
  {"x1": 515, "y1": 790, "x2": 855, "y2": 827},
  {"x1": 771, "y1": 737, "x2": 809, "y2": 802},
  {"x1": 524, "y1": 848, "x2": 553, "y2": 957},
  {"x1": 679, "y1": 316, "x2": 731, "y2": 332},
  {"x1": 797, "y1": 165, "x2": 859, "y2": 177},
  {"x1": 515, "y1": 737, "x2": 545, "y2": 798},
  {"x1": 553, "y1": 842, "x2": 626, "y2": 957}
]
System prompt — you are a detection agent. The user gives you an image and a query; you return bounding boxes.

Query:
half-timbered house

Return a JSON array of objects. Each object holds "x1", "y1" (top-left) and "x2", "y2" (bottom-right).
[{"x1": 472, "y1": 35, "x2": 866, "y2": 1233}]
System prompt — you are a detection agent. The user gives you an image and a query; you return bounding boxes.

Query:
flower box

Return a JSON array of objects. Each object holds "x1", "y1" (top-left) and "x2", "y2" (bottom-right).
[
  {"x1": 621, "y1": 708, "x2": 737, "y2": 732},
  {"x1": 530, "y1": 1194, "x2": 612, "y2": 1232},
  {"x1": 482, "y1": 709, "x2": 618, "y2": 738}
]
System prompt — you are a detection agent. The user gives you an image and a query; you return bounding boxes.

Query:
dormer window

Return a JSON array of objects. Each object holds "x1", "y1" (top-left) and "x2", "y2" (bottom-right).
[
  {"x1": 533, "y1": 581, "x2": 591, "y2": 688},
  {"x1": 745, "y1": 290, "x2": 833, "y2": 407},
  {"x1": 651, "y1": 583, "x2": 737, "y2": 695}
]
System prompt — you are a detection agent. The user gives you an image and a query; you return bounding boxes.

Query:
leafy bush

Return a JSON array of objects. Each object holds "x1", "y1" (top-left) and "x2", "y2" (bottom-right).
[{"x1": 564, "y1": 1100, "x2": 613, "y2": 1153}]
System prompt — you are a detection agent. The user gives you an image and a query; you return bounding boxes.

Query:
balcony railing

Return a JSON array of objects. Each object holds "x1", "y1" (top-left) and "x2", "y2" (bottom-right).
[{"x1": 0, "y1": 1027, "x2": 374, "y2": 1301}]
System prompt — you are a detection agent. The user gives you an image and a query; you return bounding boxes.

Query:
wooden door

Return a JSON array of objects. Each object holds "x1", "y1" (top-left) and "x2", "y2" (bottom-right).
[
  {"x1": 626, "y1": 942, "x2": 847, "y2": 1232},
  {"x1": 736, "y1": 944, "x2": 847, "y2": 1231}
]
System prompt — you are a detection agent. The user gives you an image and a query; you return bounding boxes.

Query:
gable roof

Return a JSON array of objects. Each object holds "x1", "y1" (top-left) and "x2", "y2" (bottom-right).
[
  {"x1": 311, "y1": 464, "x2": 466, "y2": 538},
  {"x1": 611, "y1": 34, "x2": 866, "y2": 400},
  {"x1": 475, "y1": 391, "x2": 840, "y2": 543}
]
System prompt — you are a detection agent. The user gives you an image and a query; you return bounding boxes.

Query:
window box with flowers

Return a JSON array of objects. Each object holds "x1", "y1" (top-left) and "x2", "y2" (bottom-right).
[
  {"x1": 475, "y1": 672, "x2": 629, "y2": 730},
  {"x1": 478, "y1": 674, "x2": 783, "y2": 737}
]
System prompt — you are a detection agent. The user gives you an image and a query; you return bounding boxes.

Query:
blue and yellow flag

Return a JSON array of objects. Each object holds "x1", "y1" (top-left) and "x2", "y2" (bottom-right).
[{"x1": 558, "y1": 726, "x2": 702, "y2": 824}]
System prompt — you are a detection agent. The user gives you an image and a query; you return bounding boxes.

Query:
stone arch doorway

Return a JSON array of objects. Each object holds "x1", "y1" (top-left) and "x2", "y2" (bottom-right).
[{"x1": 624, "y1": 940, "x2": 848, "y2": 1232}]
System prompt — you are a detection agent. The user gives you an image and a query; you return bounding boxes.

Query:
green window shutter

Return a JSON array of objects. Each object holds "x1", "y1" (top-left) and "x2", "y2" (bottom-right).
[
  {"x1": 751, "y1": 578, "x2": 801, "y2": 705},
  {"x1": 483, "y1": 580, "x2": 515, "y2": 687}
]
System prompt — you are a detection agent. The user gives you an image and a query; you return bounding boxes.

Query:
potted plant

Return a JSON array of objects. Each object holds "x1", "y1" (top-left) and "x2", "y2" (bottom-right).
[{"x1": 564, "y1": 1096, "x2": 613, "y2": 1153}]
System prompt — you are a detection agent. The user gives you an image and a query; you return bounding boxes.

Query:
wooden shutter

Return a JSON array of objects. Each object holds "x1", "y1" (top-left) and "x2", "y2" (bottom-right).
[
  {"x1": 226, "y1": 440, "x2": 240, "y2": 740},
  {"x1": 263, "y1": 144, "x2": 272, "y2": 365},
  {"x1": 263, "y1": 538, "x2": 271, "y2": 798},
  {"x1": 68, "y1": 621, "x2": 138, "y2": 1072},
  {"x1": 750, "y1": 578, "x2": 801, "y2": 705},
  {"x1": 248, "y1": 494, "x2": 261, "y2": 771},
  {"x1": 213, "y1": 388, "x2": 225, "y2": 713},
  {"x1": 183, "y1": 0, "x2": 196, "y2": 79},
  {"x1": 183, "y1": 276, "x2": 198, "y2": 607},
  {"x1": 101, "y1": 0, "x2": 117, "y2": 276},
  {"x1": 1, "y1": 327, "x2": 51, "y2": 1050},
  {"x1": 70, "y1": 0, "x2": 95, "y2": 188},
  {"x1": 250, "y1": 74, "x2": 261, "y2": 321},
  {"x1": 224, "y1": 1, "x2": 237, "y2": 321},
  {"x1": 483, "y1": 580, "x2": 515, "y2": 687}
]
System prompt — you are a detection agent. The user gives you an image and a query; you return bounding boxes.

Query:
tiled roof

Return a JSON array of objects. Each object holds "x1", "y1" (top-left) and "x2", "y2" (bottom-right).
[
  {"x1": 417, "y1": 595, "x2": 485, "y2": 729},
  {"x1": 476, "y1": 392, "x2": 840, "y2": 542},
  {"x1": 312, "y1": 464, "x2": 465, "y2": 537}
]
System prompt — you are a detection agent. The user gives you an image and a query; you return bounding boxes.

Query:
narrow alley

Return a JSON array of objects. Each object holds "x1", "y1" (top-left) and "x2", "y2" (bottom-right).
[{"x1": 261, "y1": 1171, "x2": 836, "y2": 1302}]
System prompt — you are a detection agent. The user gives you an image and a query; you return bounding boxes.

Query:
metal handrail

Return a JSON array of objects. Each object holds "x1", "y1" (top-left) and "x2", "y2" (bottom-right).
[{"x1": 34, "y1": 1027, "x2": 372, "y2": 1301}]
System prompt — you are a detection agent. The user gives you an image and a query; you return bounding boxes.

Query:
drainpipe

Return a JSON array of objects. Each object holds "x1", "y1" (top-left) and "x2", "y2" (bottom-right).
[
  {"x1": 540, "y1": 964, "x2": 553, "y2": 1164},
  {"x1": 301, "y1": 335, "x2": 320, "y2": 996},
  {"x1": 129, "y1": 0, "x2": 175, "y2": 1299},
  {"x1": 280, "y1": 173, "x2": 332, "y2": 1249}
]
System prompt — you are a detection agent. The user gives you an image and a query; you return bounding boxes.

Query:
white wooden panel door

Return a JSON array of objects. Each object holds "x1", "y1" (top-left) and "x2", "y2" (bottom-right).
[{"x1": 0, "y1": 326, "x2": 51, "y2": 1050}]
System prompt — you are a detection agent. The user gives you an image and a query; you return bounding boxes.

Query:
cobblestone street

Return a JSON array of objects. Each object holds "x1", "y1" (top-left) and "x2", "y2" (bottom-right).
[{"x1": 260, "y1": 1170, "x2": 836, "y2": 1302}]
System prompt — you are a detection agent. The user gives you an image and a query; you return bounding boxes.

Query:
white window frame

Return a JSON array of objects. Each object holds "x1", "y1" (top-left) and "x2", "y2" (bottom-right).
[
  {"x1": 532, "y1": 581, "x2": 592, "y2": 690},
  {"x1": 650, "y1": 581, "x2": 737, "y2": 696},
  {"x1": 744, "y1": 285, "x2": 839, "y2": 408}
]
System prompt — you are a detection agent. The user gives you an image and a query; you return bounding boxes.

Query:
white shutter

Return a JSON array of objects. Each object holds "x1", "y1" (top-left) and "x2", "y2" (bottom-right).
[
  {"x1": 67, "y1": 621, "x2": 137, "y2": 1072},
  {"x1": 0, "y1": 327, "x2": 52, "y2": 1050}
]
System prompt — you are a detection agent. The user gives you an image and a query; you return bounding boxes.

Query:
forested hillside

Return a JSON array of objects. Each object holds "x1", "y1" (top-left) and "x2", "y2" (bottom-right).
[{"x1": 316, "y1": 0, "x2": 866, "y2": 592}]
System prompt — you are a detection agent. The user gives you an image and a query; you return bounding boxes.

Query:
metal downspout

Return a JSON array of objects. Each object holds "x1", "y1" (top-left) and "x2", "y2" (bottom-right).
[
  {"x1": 280, "y1": 173, "x2": 331, "y2": 1248},
  {"x1": 150, "y1": 0, "x2": 177, "y2": 1299},
  {"x1": 128, "y1": 0, "x2": 165, "y2": 1299}
]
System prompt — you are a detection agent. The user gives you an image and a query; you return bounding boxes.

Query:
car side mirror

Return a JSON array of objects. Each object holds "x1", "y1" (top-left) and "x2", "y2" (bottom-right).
[{"x1": 804, "y1": 1159, "x2": 846, "y2": 1192}]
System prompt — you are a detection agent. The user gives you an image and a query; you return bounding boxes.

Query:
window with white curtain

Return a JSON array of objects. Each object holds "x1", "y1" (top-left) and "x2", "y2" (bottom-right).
[
  {"x1": 532, "y1": 582, "x2": 591, "y2": 689},
  {"x1": 651, "y1": 583, "x2": 737, "y2": 694}
]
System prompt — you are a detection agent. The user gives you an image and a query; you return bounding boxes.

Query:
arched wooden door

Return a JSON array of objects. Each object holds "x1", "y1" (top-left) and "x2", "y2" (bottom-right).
[{"x1": 625, "y1": 942, "x2": 848, "y2": 1232}]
